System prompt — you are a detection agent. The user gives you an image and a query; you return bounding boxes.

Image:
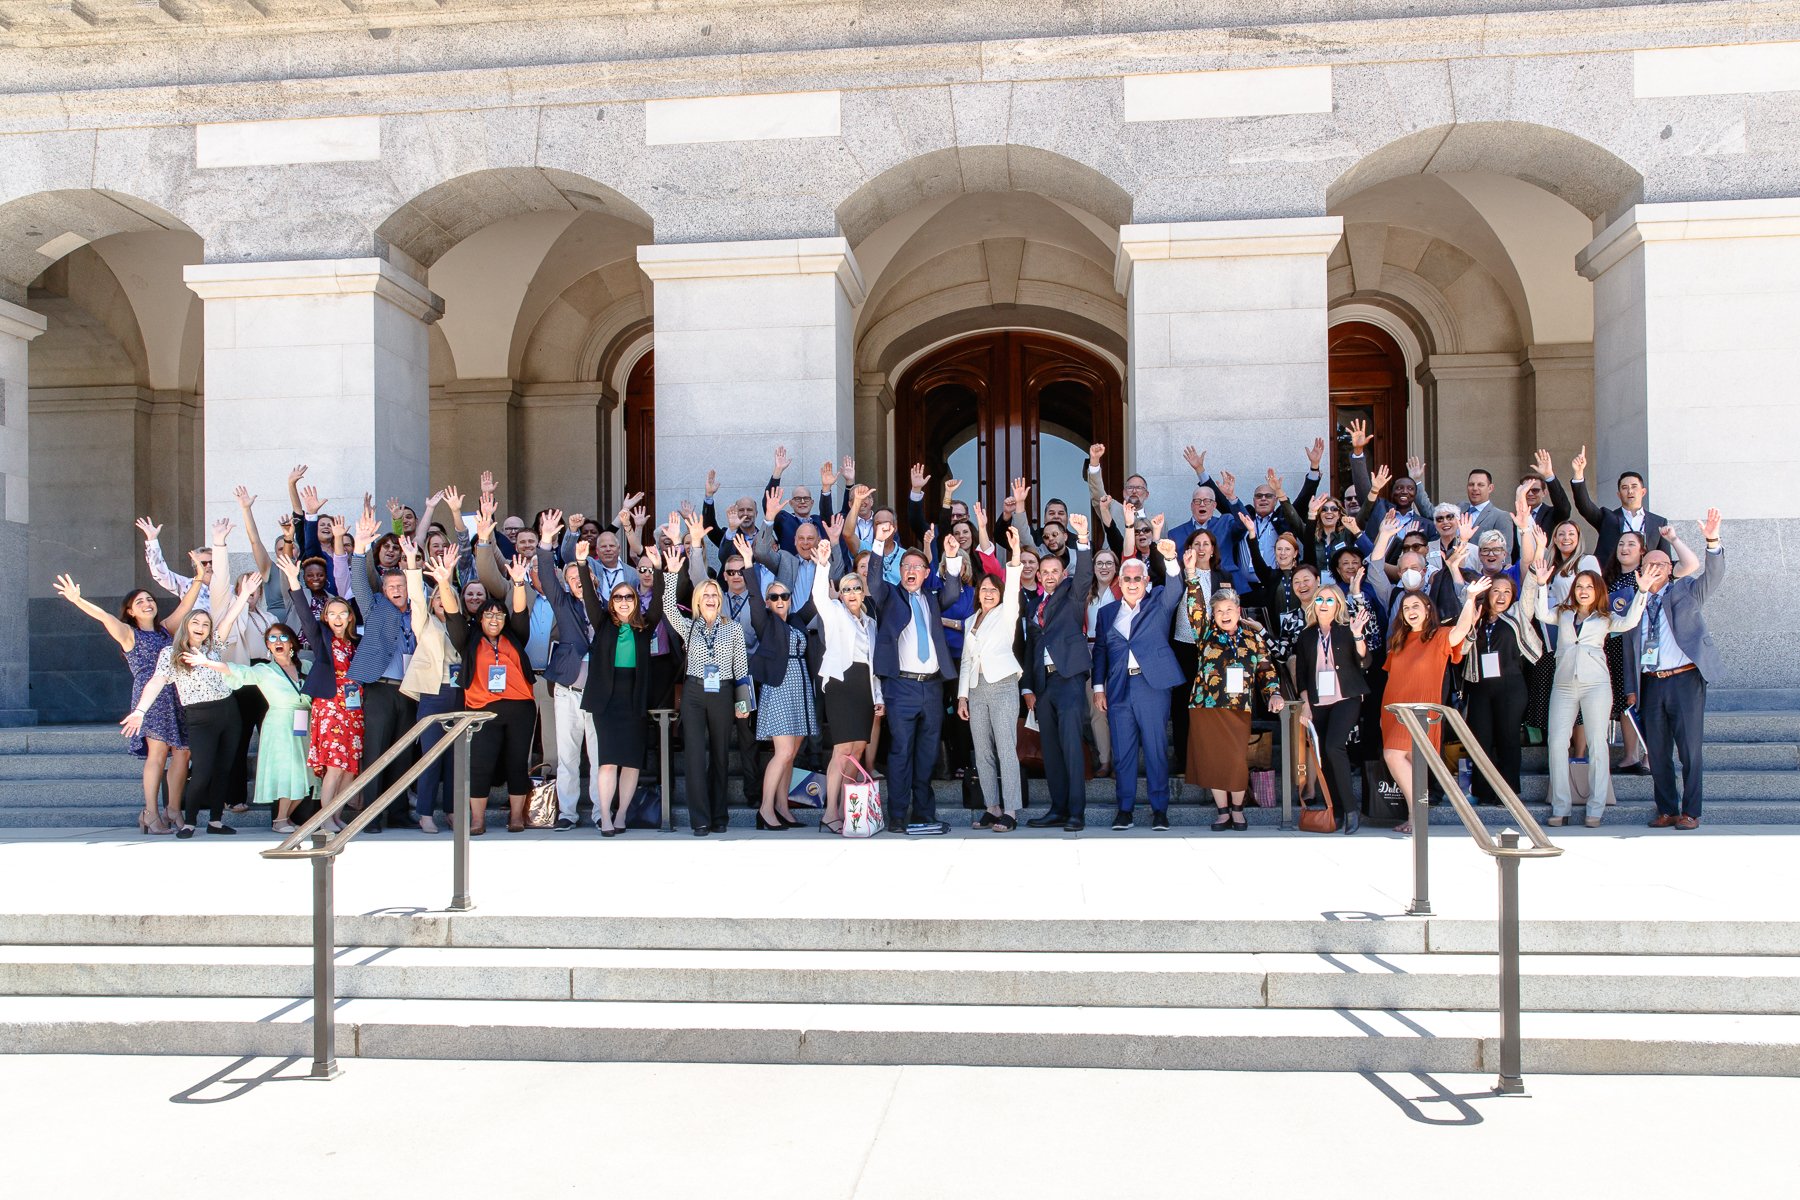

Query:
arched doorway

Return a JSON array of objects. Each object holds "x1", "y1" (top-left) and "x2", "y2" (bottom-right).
[
  {"x1": 894, "y1": 332, "x2": 1123, "y2": 530},
  {"x1": 622, "y1": 350, "x2": 655, "y2": 502},
  {"x1": 1328, "y1": 321, "x2": 1408, "y2": 484}
]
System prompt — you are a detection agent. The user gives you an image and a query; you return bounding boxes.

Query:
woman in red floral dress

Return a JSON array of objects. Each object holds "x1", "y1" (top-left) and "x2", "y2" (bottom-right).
[{"x1": 278, "y1": 553, "x2": 363, "y2": 822}]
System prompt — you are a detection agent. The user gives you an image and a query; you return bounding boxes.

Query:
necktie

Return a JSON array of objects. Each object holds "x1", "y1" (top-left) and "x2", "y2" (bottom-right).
[
  {"x1": 1035, "y1": 592, "x2": 1050, "y2": 628},
  {"x1": 908, "y1": 591, "x2": 931, "y2": 653},
  {"x1": 1644, "y1": 591, "x2": 1664, "y2": 660}
]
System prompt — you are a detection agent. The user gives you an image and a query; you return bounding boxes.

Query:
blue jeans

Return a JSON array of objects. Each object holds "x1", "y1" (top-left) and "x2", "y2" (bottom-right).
[
  {"x1": 413, "y1": 684, "x2": 463, "y2": 818},
  {"x1": 882, "y1": 676, "x2": 942, "y2": 825}
]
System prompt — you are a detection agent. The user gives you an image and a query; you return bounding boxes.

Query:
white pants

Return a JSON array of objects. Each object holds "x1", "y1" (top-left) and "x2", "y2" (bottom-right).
[
  {"x1": 553, "y1": 683, "x2": 598, "y2": 819},
  {"x1": 1546, "y1": 673, "x2": 1612, "y2": 820}
]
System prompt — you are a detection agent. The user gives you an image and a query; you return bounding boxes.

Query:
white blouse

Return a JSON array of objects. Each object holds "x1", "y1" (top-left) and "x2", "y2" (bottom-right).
[
  {"x1": 811, "y1": 567, "x2": 884, "y2": 705},
  {"x1": 957, "y1": 563, "x2": 1024, "y2": 697},
  {"x1": 153, "y1": 644, "x2": 236, "y2": 705}
]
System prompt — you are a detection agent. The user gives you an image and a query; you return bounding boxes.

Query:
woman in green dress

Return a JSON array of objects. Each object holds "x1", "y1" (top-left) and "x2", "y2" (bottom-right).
[{"x1": 185, "y1": 622, "x2": 315, "y2": 833}]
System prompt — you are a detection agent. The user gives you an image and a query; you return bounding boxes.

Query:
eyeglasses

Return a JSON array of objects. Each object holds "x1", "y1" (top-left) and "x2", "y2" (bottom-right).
[
  {"x1": 1313, "y1": 597, "x2": 1338, "y2": 607},
  {"x1": 1319, "y1": 506, "x2": 1341, "y2": 514},
  {"x1": 767, "y1": 592, "x2": 791, "y2": 601},
  {"x1": 1253, "y1": 492, "x2": 1275, "y2": 500},
  {"x1": 267, "y1": 634, "x2": 291, "y2": 643}
]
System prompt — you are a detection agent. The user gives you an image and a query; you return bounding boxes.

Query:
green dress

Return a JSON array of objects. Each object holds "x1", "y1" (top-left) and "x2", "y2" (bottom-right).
[{"x1": 225, "y1": 662, "x2": 316, "y2": 805}]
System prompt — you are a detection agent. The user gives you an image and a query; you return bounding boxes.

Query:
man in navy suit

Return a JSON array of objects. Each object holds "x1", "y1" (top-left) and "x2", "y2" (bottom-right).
[
  {"x1": 1091, "y1": 538, "x2": 1184, "y2": 830},
  {"x1": 867, "y1": 527, "x2": 965, "y2": 835},
  {"x1": 1570, "y1": 444, "x2": 1667, "y2": 566},
  {"x1": 1022, "y1": 515, "x2": 1095, "y2": 830}
]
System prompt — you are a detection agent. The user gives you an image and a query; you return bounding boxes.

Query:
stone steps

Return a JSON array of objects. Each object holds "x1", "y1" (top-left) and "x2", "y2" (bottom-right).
[
  {"x1": 4, "y1": 994, "x2": 1797, "y2": 1074},
  {"x1": 5, "y1": 945, "x2": 1799, "y2": 1014}
]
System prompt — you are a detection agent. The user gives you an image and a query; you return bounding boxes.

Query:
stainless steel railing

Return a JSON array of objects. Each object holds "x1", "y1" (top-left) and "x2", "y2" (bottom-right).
[
  {"x1": 1386, "y1": 701, "x2": 1562, "y2": 1095},
  {"x1": 261, "y1": 709, "x2": 494, "y2": 1080}
]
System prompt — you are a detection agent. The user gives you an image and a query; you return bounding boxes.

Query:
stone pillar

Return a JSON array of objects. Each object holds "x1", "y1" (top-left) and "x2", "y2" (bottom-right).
[
  {"x1": 431, "y1": 378, "x2": 522, "y2": 517},
  {"x1": 637, "y1": 238, "x2": 863, "y2": 516},
  {"x1": 1578, "y1": 198, "x2": 1800, "y2": 688},
  {"x1": 1115, "y1": 219, "x2": 1342, "y2": 512},
  {"x1": 1524, "y1": 343, "x2": 1596, "y2": 461},
  {"x1": 184, "y1": 259, "x2": 441, "y2": 556},
  {"x1": 1419, "y1": 353, "x2": 1529, "y2": 496},
  {"x1": 518, "y1": 382, "x2": 607, "y2": 517},
  {"x1": 0, "y1": 297, "x2": 46, "y2": 725},
  {"x1": 854, "y1": 372, "x2": 894, "y2": 501}
]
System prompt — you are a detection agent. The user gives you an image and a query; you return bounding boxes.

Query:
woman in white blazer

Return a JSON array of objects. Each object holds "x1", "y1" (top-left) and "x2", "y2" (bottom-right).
[
  {"x1": 810, "y1": 541, "x2": 885, "y2": 834},
  {"x1": 956, "y1": 527, "x2": 1026, "y2": 830},
  {"x1": 1535, "y1": 562, "x2": 1658, "y2": 826}
]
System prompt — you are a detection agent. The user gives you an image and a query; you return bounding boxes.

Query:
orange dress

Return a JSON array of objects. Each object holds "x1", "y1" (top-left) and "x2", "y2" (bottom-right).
[{"x1": 1380, "y1": 632, "x2": 1465, "y2": 753}]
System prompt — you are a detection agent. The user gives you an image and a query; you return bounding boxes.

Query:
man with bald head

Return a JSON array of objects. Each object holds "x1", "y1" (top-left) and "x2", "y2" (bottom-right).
[{"x1": 1624, "y1": 509, "x2": 1725, "y2": 830}]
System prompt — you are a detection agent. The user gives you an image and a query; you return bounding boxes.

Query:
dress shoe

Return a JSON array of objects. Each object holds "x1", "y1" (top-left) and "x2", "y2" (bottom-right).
[
  {"x1": 1151, "y1": 811, "x2": 1170, "y2": 831},
  {"x1": 906, "y1": 821, "x2": 949, "y2": 835},
  {"x1": 712, "y1": 820, "x2": 730, "y2": 834},
  {"x1": 553, "y1": 816, "x2": 575, "y2": 832},
  {"x1": 1342, "y1": 810, "x2": 1361, "y2": 835},
  {"x1": 1026, "y1": 812, "x2": 1069, "y2": 828},
  {"x1": 1111, "y1": 810, "x2": 1132, "y2": 831},
  {"x1": 1063, "y1": 817, "x2": 1085, "y2": 832},
  {"x1": 1675, "y1": 815, "x2": 1700, "y2": 830},
  {"x1": 1648, "y1": 813, "x2": 1678, "y2": 828},
  {"x1": 692, "y1": 826, "x2": 710, "y2": 836},
  {"x1": 1617, "y1": 761, "x2": 1651, "y2": 776},
  {"x1": 207, "y1": 822, "x2": 237, "y2": 836}
]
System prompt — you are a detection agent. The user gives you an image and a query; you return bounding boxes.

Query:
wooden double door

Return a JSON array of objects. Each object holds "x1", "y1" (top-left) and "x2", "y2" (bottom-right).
[
  {"x1": 1327, "y1": 321, "x2": 1409, "y2": 488},
  {"x1": 894, "y1": 331, "x2": 1124, "y2": 530}
]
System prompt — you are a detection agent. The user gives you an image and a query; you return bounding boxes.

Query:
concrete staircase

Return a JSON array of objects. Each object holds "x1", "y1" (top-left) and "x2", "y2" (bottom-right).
[
  {"x1": 4, "y1": 701, "x2": 1797, "y2": 829},
  {"x1": 3, "y1": 912, "x2": 1798, "y2": 1073}
]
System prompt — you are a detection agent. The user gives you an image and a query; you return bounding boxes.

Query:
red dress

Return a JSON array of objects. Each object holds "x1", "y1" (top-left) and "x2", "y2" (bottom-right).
[
  {"x1": 306, "y1": 637, "x2": 365, "y2": 776},
  {"x1": 1380, "y1": 632, "x2": 1465, "y2": 753}
]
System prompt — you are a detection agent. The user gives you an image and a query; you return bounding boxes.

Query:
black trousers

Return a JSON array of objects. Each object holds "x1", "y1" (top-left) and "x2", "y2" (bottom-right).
[
  {"x1": 469, "y1": 697, "x2": 535, "y2": 797},
  {"x1": 1037, "y1": 672, "x2": 1089, "y2": 820},
  {"x1": 228, "y1": 683, "x2": 267, "y2": 806},
  {"x1": 1170, "y1": 640, "x2": 1199, "y2": 769},
  {"x1": 359, "y1": 680, "x2": 417, "y2": 816},
  {"x1": 733, "y1": 713, "x2": 762, "y2": 804},
  {"x1": 1642, "y1": 668, "x2": 1706, "y2": 818},
  {"x1": 1314, "y1": 699, "x2": 1361, "y2": 822},
  {"x1": 182, "y1": 697, "x2": 242, "y2": 826},
  {"x1": 1465, "y1": 675, "x2": 1528, "y2": 803},
  {"x1": 682, "y1": 683, "x2": 735, "y2": 831}
]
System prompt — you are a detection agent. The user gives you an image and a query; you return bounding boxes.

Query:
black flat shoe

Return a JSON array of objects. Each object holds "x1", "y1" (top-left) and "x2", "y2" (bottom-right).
[
  {"x1": 1212, "y1": 809, "x2": 1232, "y2": 831},
  {"x1": 601, "y1": 828, "x2": 620, "y2": 837},
  {"x1": 176, "y1": 825, "x2": 195, "y2": 839},
  {"x1": 692, "y1": 827, "x2": 710, "y2": 836},
  {"x1": 1230, "y1": 804, "x2": 1248, "y2": 832},
  {"x1": 974, "y1": 812, "x2": 996, "y2": 829},
  {"x1": 1064, "y1": 818, "x2": 1085, "y2": 832},
  {"x1": 207, "y1": 823, "x2": 237, "y2": 836},
  {"x1": 1343, "y1": 810, "x2": 1361, "y2": 835},
  {"x1": 1026, "y1": 812, "x2": 1068, "y2": 828}
]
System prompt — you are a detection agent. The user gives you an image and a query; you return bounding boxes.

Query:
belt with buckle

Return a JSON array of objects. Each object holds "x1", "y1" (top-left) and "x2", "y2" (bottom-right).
[
  {"x1": 1127, "y1": 667, "x2": 1142, "y2": 676},
  {"x1": 898, "y1": 670, "x2": 937, "y2": 682},
  {"x1": 1647, "y1": 663, "x2": 1696, "y2": 679}
]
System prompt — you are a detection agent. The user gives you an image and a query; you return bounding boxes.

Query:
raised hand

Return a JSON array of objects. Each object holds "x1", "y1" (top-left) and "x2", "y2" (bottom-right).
[
  {"x1": 479, "y1": 470, "x2": 496, "y2": 496},
  {"x1": 1351, "y1": 607, "x2": 1372, "y2": 636},
  {"x1": 630, "y1": 506, "x2": 648, "y2": 531},
  {"x1": 1406, "y1": 454, "x2": 1427, "y2": 483},
  {"x1": 298, "y1": 485, "x2": 322, "y2": 516},
  {"x1": 678, "y1": 499, "x2": 697, "y2": 526},
  {"x1": 135, "y1": 516, "x2": 163, "y2": 543},
  {"x1": 1306, "y1": 437, "x2": 1326, "y2": 472},
  {"x1": 1088, "y1": 442, "x2": 1105, "y2": 468},
  {"x1": 821, "y1": 459, "x2": 836, "y2": 490},
  {"x1": 663, "y1": 511, "x2": 684, "y2": 549},
  {"x1": 233, "y1": 485, "x2": 256, "y2": 511},
  {"x1": 1183, "y1": 545, "x2": 1202, "y2": 573},
  {"x1": 1531, "y1": 448, "x2": 1554, "y2": 479},
  {"x1": 764, "y1": 486, "x2": 784, "y2": 522},
  {"x1": 1466, "y1": 575, "x2": 1493, "y2": 602},
  {"x1": 841, "y1": 455, "x2": 856, "y2": 483},
  {"x1": 475, "y1": 493, "x2": 497, "y2": 543},
  {"x1": 354, "y1": 511, "x2": 380, "y2": 553},
  {"x1": 1702, "y1": 507, "x2": 1723, "y2": 542},
  {"x1": 825, "y1": 512, "x2": 845, "y2": 544},
  {"x1": 210, "y1": 517, "x2": 234, "y2": 545},
  {"x1": 427, "y1": 550, "x2": 456, "y2": 588},
  {"x1": 660, "y1": 546, "x2": 686, "y2": 573},
  {"x1": 1341, "y1": 514, "x2": 1361, "y2": 536},
  {"x1": 1122, "y1": 501, "x2": 1139, "y2": 528},
  {"x1": 237, "y1": 570, "x2": 265, "y2": 597},
  {"x1": 1532, "y1": 559, "x2": 1553, "y2": 585},
  {"x1": 923, "y1": 524, "x2": 937, "y2": 553},
  {"x1": 621, "y1": 492, "x2": 645, "y2": 514},
  {"x1": 731, "y1": 532, "x2": 754, "y2": 564},
  {"x1": 326, "y1": 515, "x2": 347, "y2": 546},
  {"x1": 574, "y1": 539, "x2": 590, "y2": 563},
  {"x1": 442, "y1": 485, "x2": 464, "y2": 512},
  {"x1": 971, "y1": 500, "x2": 989, "y2": 533},
  {"x1": 52, "y1": 574, "x2": 82, "y2": 604},
  {"x1": 686, "y1": 518, "x2": 711, "y2": 548},
  {"x1": 910, "y1": 462, "x2": 930, "y2": 492},
  {"x1": 1011, "y1": 476, "x2": 1029, "y2": 510},
  {"x1": 1266, "y1": 468, "x2": 1284, "y2": 499},
  {"x1": 386, "y1": 496, "x2": 403, "y2": 520},
  {"x1": 1456, "y1": 513, "x2": 1477, "y2": 543},
  {"x1": 1151, "y1": 513, "x2": 1166, "y2": 540},
  {"x1": 1005, "y1": 525, "x2": 1022, "y2": 563},
  {"x1": 540, "y1": 509, "x2": 564, "y2": 541},
  {"x1": 1571, "y1": 445, "x2": 1588, "y2": 480},
  {"x1": 1636, "y1": 559, "x2": 1670, "y2": 593},
  {"x1": 873, "y1": 516, "x2": 896, "y2": 546},
  {"x1": 705, "y1": 468, "x2": 719, "y2": 498},
  {"x1": 772, "y1": 444, "x2": 792, "y2": 477},
  {"x1": 1380, "y1": 510, "x2": 1402, "y2": 537},
  {"x1": 1237, "y1": 511, "x2": 1256, "y2": 535},
  {"x1": 850, "y1": 483, "x2": 874, "y2": 512},
  {"x1": 1369, "y1": 464, "x2": 1391, "y2": 496},
  {"x1": 400, "y1": 536, "x2": 420, "y2": 569},
  {"x1": 1155, "y1": 538, "x2": 1177, "y2": 560},
  {"x1": 1347, "y1": 418, "x2": 1372, "y2": 453},
  {"x1": 1182, "y1": 445, "x2": 1205, "y2": 476},
  {"x1": 507, "y1": 554, "x2": 531, "y2": 585},
  {"x1": 943, "y1": 477, "x2": 961, "y2": 499},
  {"x1": 288, "y1": 464, "x2": 308, "y2": 485},
  {"x1": 811, "y1": 540, "x2": 832, "y2": 568},
  {"x1": 942, "y1": 533, "x2": 960, "y2": 560},
  {"x1": 1217, "y1": 470, "x2": 1236, "y2": 501},
  {"x1": 1067, "y1": 512, "x2": 1089, "y2": 541},
  {"x1": 274, "y1": 552, "x2": 302, "y2": 588}
]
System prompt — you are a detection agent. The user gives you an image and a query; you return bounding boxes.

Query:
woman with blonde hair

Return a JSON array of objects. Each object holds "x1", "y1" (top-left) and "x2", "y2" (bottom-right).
[
  {"x1": 1289, "y1": 584, "x2": 1373, "y2": 833},
  {"x1": 811, "y1": 539, "x2": 884, "y2": 834},
  {"x1": 661, "y1": 520, "x2": 750, "y2": 835}
]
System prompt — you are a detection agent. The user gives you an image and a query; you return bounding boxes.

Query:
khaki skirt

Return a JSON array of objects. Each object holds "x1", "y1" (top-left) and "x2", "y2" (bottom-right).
[{"x1": 1186, "y1": 707, "x2": 1253, "y2": 792}]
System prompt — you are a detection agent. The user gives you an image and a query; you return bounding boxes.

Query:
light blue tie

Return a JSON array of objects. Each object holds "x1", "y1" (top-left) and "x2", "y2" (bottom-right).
[
  {"x1": 909, "y1": 591, "x2": 932, "y2": 655},
  {"x1": 796, "y1": 560, "x2": 815, "y2": 607}
]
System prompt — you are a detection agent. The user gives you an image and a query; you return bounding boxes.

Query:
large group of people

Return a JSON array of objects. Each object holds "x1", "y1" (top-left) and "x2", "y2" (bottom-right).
[{"x1": 57, "y1": 431, "x2": 1725, "y2": 839}]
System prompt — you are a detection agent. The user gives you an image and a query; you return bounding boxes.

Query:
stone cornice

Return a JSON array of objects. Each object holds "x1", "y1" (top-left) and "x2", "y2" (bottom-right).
[
  {"x1": 4, "y1": 3, "x2": 1798, "y2": 131},
  {"x1": 1116, "y1": 217, "x2": 1342, "y2": 293},
  {"x1": 1576, "y1": 198, "x2": 1800, "y2": 280},
  {"x1": 183, "y1": 258, "x2": 444, "y2": 323},
  {"x1": 0, "y1": 297, "x2": 48, "y2": 343},
  {"x1": 638, "y1": 237, "x2": 866, "y2": 305}
]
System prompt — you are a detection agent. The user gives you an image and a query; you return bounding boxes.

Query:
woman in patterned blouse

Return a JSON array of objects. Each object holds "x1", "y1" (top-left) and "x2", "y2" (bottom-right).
[{"x1": 1182, "y1": 587, "x2": 1284, "y2": 831}]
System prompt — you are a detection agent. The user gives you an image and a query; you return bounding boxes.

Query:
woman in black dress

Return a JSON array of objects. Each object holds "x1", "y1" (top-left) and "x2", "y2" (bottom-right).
[{"x1": 577, "y1": 539, "x2": 662, "y2": 835}]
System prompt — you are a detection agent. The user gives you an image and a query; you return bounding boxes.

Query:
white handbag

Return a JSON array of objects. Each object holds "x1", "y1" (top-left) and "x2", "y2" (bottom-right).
[{"x1": 839, "y1": 754, "x2": 885, "y2": 838}]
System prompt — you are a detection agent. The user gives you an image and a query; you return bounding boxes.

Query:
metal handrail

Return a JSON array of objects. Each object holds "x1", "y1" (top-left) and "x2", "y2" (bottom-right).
[
  {"x1": 1386, "y1": 700, "x2": 1562, "y2": 1097},
  {"x1": 259, "y1": 707, "x2": 494, "y2": 1081}
]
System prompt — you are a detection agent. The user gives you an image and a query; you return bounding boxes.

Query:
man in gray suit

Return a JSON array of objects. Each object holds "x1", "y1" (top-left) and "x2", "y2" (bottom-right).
[
  {"x1": 1463, "y1": 467, "x2": 1516, "y2": 556},
  {"x1": 1626, "y1": 508, "x2": 1724, "y2": 829}
]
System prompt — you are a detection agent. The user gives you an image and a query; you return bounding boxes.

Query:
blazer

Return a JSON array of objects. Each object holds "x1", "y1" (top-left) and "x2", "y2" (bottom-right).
[
  {"x1": 1528, "y1": 475, "x2": 1573, "y2": 539},
  {"x1": 347, "y1": 552, "x2": 416, "y2": 686},
  {"x1": 1290, "y1": 622, "x2": 1376, "y2": 706},
  {"x1": 745, "y1": 578, "x2": 814, "y2": 689},
  {"x1": 1091, "y1": 557, "x2": 1185, "y2": 698},
  {"x1": 578, "y1": 567, "x2": 662, "y2": 717},
  {"x1": 1536, "y1": 586, "x2": 1649, "y2": 686},
  {"x1": 1021, "y1": 546, "x2": 1095, "y2": 695},
  {"x1": 1351, "y1": 454, "x2": 1436, "y2": 528},
  {"x1": 958, "y1": 562, "x2": 1026, "y2": 698},
  {"x1": 1572, "y1": 478, "x2": 1666, "y2": 566},
  {"x1": 400, "y1": 567, "x2": 462, "y2": 700},
  {"x1": 865, "y1": 543, "x2": 964, "y2": 681},
  {"x1": 285, "y1": 582, "x2": 356, "y2": 703},
  {"x1": 537, "y1": 547, "x2": 592, "y2": 689},
  {"x1": 1462, "y1": 502, "x2": 1517, "y2": 557},
  {"x1": 1620, "y1": 548, "x2": 1725, "y2": 692}
]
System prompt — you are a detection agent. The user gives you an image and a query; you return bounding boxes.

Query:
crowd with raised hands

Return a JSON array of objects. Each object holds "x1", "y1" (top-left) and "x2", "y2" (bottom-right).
[{"x1": 55, "y1": 430, "x2": 1726, "y2": 839}]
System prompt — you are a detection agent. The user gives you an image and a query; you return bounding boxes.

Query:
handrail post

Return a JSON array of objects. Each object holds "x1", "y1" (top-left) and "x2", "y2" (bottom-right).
[
  {"x1": 652, "y1": 708, "x2": 675, "y2": 832},
  {"x1": 1495, "y1": 830, "x2": 1527, "y2": 1095},
  {"x1": 308, "y1": 830, "x2": 340, "y2": 1080},
  {"x1": 449, "y1": 724, "x2": 474, "y2": 912},
  {"x1": 1278, "y1": 702, "x2": 1293, "y2": 831},
  {"x1": 1407, "y1": 712, "x2": 1434, "y2": 916}
]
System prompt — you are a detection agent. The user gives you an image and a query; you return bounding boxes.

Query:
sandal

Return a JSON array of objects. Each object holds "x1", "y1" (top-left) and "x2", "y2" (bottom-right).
[
  {"x1": 1395, "y1": 822, "x2": 1413, "y2": 835},
  {"x1": 992, "y1": 813, "x2": 1017, "y2": 832},
  {"x1": 821, "y1": 819, "x2": 843, "y2": 834}
]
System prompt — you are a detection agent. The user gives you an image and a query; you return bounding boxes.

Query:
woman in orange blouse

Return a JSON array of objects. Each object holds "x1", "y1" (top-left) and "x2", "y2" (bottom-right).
[
  {"x1": 457, "y1": 556, "x2": 535, "y2": 834},
  {"x1": 1381, "y1": 578, "x2": 1488, "y2": 833}
]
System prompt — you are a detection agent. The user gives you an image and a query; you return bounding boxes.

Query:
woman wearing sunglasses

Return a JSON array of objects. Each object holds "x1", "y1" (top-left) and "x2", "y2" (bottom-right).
[
  {"x1": 1290, "y1": 585, "x2": 1374, "y2": 832},
  {"x1": 180, "y1": 620, "x2": 317, "y2": 834},
  {"x1": 810, "y1": 538, "x2": 884, "y2": 834},
  {"x1": 730, "y1": 533, "x2": 819, "y2": 830},
  {"x1": 577, "y1": 538, "x2": 664, "y2": 835}
]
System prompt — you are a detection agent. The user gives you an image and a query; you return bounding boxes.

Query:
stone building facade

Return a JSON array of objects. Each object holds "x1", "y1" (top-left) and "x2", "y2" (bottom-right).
[{"x1": 1, "y1": 0, "x2": 1795, "y2": 721}]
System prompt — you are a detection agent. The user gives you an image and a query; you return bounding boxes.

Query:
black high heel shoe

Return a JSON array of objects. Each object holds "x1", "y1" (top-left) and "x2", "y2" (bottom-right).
[
  {"x1": 774, "y1": 812, "x2": 803, "y2": 828},
  {"x1": 755, "y1": 813, "x2": 789, "y2": 831}
]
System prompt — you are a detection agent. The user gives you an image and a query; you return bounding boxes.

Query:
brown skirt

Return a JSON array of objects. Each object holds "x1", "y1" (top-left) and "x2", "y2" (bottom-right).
[{"x1": 1186, "y1": 707, "x2": 1253, "y2": 793}]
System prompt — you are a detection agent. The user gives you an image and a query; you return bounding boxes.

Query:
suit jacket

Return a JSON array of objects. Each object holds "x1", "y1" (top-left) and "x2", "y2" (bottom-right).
[
  {"x1": 535, "y1": 547, "x2": 592, "y2": 689},
  {"x1": 1463, "y1": 502, "x2": 1517, "y2": 557},
  {"x1": 865, "y1": 546, "x2": 963, "y2": 681},
  {"x1": 347, "y1": 552, "x2": 417, "y2": 685},
  {"x1": 401, "y1": 567, "x2": 461, "y2": 700},
  {"x1": 1620, "y1": 548, "x2": 1725, "y2": 692},
  {"x1": 578, "y1": 568, "x2": 663, "y2": 716},
  {"x1": 1091, "y1": 564, "x2": 1185, "y2": 698},
  {"x1": 1290, "y1": 622, "x2": 1376, "y2": 706},
  {"x1": 1022, "y1": 546, "x2": 1095, "y2": 694},
  {"x1": 1528, "y1": 476, "x2": 1573, "y2": 539},
  {"x1": 286, "y1": 582, "x2": 355, "y2": 703},
  {"x1": 1572, "y1": 479, "x2": 1666, "y2": 566}
]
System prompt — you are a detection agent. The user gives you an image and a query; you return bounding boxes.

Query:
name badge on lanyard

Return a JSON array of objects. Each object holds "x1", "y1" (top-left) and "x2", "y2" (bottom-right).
[
  {"x1": 292, "y1": 710, "x2": 310, "y2": 736},
  {"x1": 1318, "y1": 668, "x2": 1339, "y2": 700},
  {"x1": 342, "y1": 681, "x2": 362, "y2": 710},
  {"x1": 1225, "y1": 664, "x2": 1246, "y2": 695},
  {"x1": 487, "y1": 662, "x2": 508, "y2": 693},
  {"x1": 1481, "y1": 651, "x2": 1502, "y2": 680},
  {"x1": 703, "y1": 665, "x2": 722, "y2": 694}
]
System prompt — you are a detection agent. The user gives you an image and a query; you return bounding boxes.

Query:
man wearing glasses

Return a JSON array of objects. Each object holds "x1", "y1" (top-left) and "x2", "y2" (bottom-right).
[{"x1": 1091, "y1": 538, "x2": 1184, "y2": 831}]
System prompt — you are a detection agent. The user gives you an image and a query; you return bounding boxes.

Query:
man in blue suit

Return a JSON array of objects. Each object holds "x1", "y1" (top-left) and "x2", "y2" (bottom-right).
[
  {"x1": 1623, "y1": 508, "x2": 1725, "y2": 829},
  {"x1": 867, "y1": 529, "x2": 966, "y2": 835},
  {"x1": 1022, "y1": 515, "x2": 1095, "y2": 830},
  {"x1": 1091, "y1": 537, "x2": 1184, "y2": 830}
]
